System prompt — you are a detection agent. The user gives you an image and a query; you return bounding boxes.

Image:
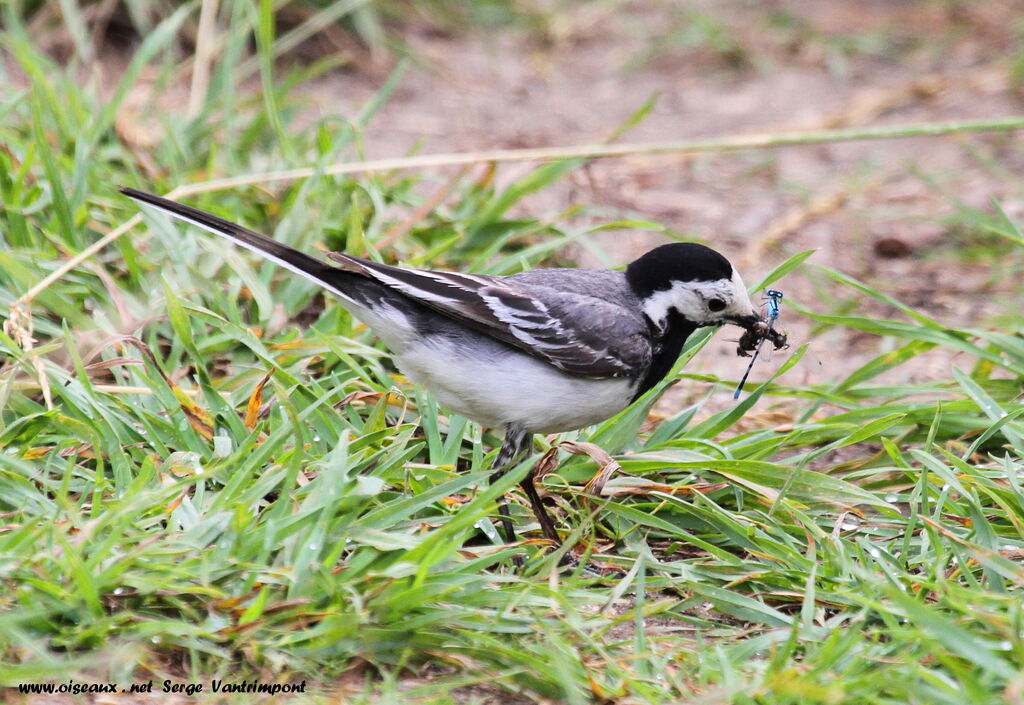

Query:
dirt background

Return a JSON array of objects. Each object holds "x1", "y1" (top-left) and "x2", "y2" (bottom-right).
[
  {"x1": 6, "y1": 2, "x2": 1024, "y2": 703},
  {"x1": 319, "y1": 0, "x2": 1024, "y2": 416},
  {"x1": 20, "y1": 0, "x2": 1024, "y2": 408}
]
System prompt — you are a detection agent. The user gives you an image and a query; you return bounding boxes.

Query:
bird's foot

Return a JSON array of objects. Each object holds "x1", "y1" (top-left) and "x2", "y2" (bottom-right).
[{"x1": 553, "y1": 551, "x2": 627, "y2": 579}]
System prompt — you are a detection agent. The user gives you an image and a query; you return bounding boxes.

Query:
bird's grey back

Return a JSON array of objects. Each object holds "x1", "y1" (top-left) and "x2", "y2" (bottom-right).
[{"x1": 506, "y1": 268, "x2": 641, "y2": 310}]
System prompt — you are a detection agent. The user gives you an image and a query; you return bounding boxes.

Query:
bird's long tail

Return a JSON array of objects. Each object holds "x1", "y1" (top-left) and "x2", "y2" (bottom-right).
[{"x1": 119, "y1": 186, "x2": 355, "y2": 301}]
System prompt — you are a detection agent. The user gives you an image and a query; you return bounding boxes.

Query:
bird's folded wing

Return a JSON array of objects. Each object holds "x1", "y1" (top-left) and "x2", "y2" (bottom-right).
[{"x1": 327, "y1": 253, "x2": 651, "y2": 378}]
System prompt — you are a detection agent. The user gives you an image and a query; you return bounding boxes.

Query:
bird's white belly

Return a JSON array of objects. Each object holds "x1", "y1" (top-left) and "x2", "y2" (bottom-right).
[{"x1": 393, "y1": 339, "x2": 636, "y2": 433}]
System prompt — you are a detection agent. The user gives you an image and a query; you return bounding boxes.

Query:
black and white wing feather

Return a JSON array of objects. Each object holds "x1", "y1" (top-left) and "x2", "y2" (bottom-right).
[
  {"x1": 119, "y1": 186, "x2": 652, "y2": 380},
  {"x1": 327, "y1": 253, "x2": 652, "y2": 378},
  {"x1": 119, "y1": 187, "x2": 358, "y2": 300}
]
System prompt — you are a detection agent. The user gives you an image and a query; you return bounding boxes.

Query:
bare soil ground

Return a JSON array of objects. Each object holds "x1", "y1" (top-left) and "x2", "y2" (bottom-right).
[{"x1": 318, "y1": 0, "x2": 1024, "y2": 419}]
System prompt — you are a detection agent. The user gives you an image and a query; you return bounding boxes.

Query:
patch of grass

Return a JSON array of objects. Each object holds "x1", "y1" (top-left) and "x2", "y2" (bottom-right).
[{"x1": 3, "y1": 3, "x2": 1024, "y2": 704}]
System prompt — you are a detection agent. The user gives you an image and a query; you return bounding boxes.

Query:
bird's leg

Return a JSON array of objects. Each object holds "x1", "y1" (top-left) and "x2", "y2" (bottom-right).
[
  {"x1": 489, "y1": 426, "x2": 532, "y2": 545},
  {"x1": 490, "y1": 426, "x2": 563, "y2": 550},
  {"x1": 518, "y1": 470, "x2": 562, "y2": 546}
]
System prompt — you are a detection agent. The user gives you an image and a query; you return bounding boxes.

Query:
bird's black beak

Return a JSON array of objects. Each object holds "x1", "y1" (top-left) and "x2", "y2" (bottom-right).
[{"x1": 727, "y1": 310, "x2": 763, "y2": 329}]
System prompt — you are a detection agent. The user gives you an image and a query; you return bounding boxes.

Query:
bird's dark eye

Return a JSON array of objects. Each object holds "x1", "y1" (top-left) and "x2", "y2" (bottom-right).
[{"x1": 708, "y1": 298, "x2": 726, "y2": 312}]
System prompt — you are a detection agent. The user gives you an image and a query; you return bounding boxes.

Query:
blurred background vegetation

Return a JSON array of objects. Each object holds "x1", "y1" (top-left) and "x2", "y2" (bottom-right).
[{"x1": 2, "y1": 1, "x2": 1024, "y2": 703}]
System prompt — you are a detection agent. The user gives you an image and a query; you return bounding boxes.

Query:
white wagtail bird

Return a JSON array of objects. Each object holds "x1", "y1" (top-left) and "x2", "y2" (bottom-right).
[{"x1": 120, "y1": 186, "x2": 781, "y2": 549}]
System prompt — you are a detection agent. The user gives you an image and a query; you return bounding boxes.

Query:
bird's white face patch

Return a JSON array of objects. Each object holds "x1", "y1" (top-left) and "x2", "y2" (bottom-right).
[{"x1": 641, "y1": 269, "x2": 755, "y2": 330}]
